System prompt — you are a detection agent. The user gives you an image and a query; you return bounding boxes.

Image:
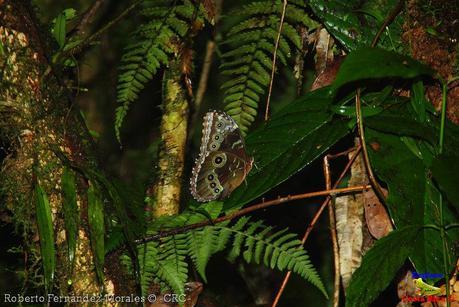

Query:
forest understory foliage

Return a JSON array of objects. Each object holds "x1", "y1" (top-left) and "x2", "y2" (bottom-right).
[{"x1": 0, "y1": 0, "x2": 458, "y2": 306}]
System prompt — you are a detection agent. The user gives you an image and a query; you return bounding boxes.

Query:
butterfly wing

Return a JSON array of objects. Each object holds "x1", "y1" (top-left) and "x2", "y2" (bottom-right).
[{"x1": 190, "y1": 111, "x2": 253, "y2": 202}]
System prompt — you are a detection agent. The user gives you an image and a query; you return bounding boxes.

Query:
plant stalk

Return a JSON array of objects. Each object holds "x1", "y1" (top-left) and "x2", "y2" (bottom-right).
[{"x1": 438, "y1": 81, "x2": 450, "y2": 307}]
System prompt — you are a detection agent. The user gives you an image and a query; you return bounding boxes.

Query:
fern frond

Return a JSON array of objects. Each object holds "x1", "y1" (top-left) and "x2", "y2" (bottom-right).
[
  {"x1": 184, "y1": 225, "x2": 223, "y2": 282},
  {"x1": 136, "y1": 234, "x2": 188, "y2": 295},
  {"x1": 220, "y1": 1, "x2": 317, "y2": 133},
  {"x1": 123, "y1": 212, "x2": 326, "y2": 299},
  {"x1": 115, "y1": 0, "x2": 207, "y2": 142},
  {"x1": 220, "y1": 219, "x2": 328, "y2": 298}
]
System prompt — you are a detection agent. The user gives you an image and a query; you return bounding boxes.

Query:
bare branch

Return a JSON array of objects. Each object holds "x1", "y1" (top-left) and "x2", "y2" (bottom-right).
[
  {"x1": 136, "y1": 183, "x2": 370, "y2": 244},
  {"x1": 75, "y1": 0, "x2": 107, "y2": 37},
  {"x1": 272, "y1": 146, "x2": 362, "y2": 306}
]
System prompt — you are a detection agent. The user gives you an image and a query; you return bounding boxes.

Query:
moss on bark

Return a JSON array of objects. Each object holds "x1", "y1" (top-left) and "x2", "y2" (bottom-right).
[
  {"x1": 147, "y1": 55, "x2": 189, "y2": 217},
  {"x1": 0, "y1": 0, "x2": 102, "y2": 295}
]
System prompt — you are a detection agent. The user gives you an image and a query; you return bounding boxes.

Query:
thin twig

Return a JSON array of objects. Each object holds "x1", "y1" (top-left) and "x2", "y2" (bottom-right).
[
  {"x1": 294, "y1": 25, "x2": 308, "y2": 96},
  {"x1": 189, "y1": 40, "x2": 216, "y2": 140},
  {"x1": 195, "y1": 41, "x2": 216, "y2": 110},
  {"x1": 194, "y1": 0, "x2": 223, "y2": 111},
  {"x1": 324, "y1": 155, "x2": 341, "y2": 307},
  {"x1": 272, "y1": 146, "x2": 362, "y2": 306},
  {"x1": 351, "y1": 0, "x2": 405, "y2": 204},
  {"x1": 327, "y1": 146, "x2": 359, "y2": 159},
  {"x1": 370, "y1": 0, "x2": 404, "y2": 48},
  {"x1": 189, "y1": 0, "x2": 222, "y2": 139},
  {"x1": 75, "y1": 0, "x2": 106, "y2": 37},
  {"x1": 352, "y1": 0, "x2": 405, "y2": 204},
  {"x1": 355, "y1": 90, "x2": 386, "y2": 202},
  {"x1": 264, "y1": 0, "x2": 288, "y2": 121},
  {"x1": 136, "y1": 184, "x2": 370, "y2": 244},
  {"x1": 56, "y1": 0, "x2": 142, "y2": 62}
]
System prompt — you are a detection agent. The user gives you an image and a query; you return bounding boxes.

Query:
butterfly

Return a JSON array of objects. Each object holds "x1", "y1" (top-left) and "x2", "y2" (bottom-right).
[{"x1": 190, "y1": 111, "x2": 253, "y2": 202}]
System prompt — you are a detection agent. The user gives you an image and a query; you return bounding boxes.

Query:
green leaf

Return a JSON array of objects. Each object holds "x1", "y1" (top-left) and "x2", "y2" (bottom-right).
[
  {"x1": 220, "y1": 0, "x2": 311, "y2": 132},
  {"x1": 431, "y1": 153, "x2": 459, "y2": 209},
  {"x1": 61, "y1": 167, "x2": 79, "y2": 271},
  {"x1": 365, "y1": 105, "x2": 437, "y2": 145},
  {"x1": 366, "y1": 129, "x2": 425, "y2": 226},
  {"x1": 218, "y1": 218, "x2": 327, "y2": 298},
  {"x1": 115, "y1": 2, "x2": 203, "y2": 142},
  {"x1": 346, "y1": 226, "x2": 422, "y2": 307},
  {"x1": 308, "y1": 0, "x2": 404, "y2": 51},
  {"x1": 53, "y1": 13, "x2": 66, "y2": 48},
  {"x1": 87, "y1": 184, "x2": 105, "y2": 284},
  {"x1": 186, "y1": 227, "x2": 217, "y2": 282},
  {"x1": 331, "y1": 48, "x2": 433, "y2": 93},
  {"x1": 411, "y1": 80, "x2": 427, "y2": 123},
  {"x1": 222, "y1": 88, "x2": 350, "y2": 210},
  {"x1": 134, "y1": 235, "x2": 188, "y2": 295},
  {"x1": 416, "y1": 179, "x2": 457, "y2": 274},
  {"x1": 366, "y1": 130, "x2": 458, "y2": 274},
  {"x1": 0, "y1": 39, "x2": 4, "y2": 56},
  {"x1": 35, "y1": 185, "x2": 56, "y2": 292},
  {"x1": 331, "y1": 104, "x2": 383, "y2": 117}
]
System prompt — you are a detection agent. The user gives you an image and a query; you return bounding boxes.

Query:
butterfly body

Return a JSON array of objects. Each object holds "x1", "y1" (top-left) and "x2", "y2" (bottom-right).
[{"x1": 190, "y1": 111, "x2": 253, "y2": 202}]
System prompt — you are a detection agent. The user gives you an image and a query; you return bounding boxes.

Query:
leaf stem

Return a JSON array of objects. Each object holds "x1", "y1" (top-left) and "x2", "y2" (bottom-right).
[
  {"x1": 445, "y1": 223, "x2": 459, "y2": 231},
  {"x1": 264, "y1": 0, "x2": 287, "y2": 121},
  {"x1": 355, "y1": 90, "x2": 387, "y2": 203},
  {"x1": 370, "y1": 0, "x2": 404, "y2": 47},
  {"x1": 439, "y1": 82, "x2": 447, "y2": 154},
  {"x1": 422, "y1": 224, "x2": 442, "y2": 232},
  {"x1": 354, "y1": 0, "x2": 404, "y2": 205},
  {"x1": 438, "y1": 80, "x2": 450, "y2": 307}
]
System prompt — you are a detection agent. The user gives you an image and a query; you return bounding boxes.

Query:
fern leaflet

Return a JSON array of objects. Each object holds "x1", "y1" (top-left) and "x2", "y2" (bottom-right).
[
  {"x1": 124, "y1": 214, "x2": 327, "y2": 299},
  {"x1": 115, "y1": 0, "x2": 206, "y2": 142},
  {"x1": 220, "y1": 0, "x2": 317, "y2": 133}
]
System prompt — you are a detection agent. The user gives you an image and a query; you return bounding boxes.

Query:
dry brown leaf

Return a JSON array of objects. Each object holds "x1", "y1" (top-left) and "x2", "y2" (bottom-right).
[{"x1": 363, "y1": 187, "x2": 392, "y2": 239}]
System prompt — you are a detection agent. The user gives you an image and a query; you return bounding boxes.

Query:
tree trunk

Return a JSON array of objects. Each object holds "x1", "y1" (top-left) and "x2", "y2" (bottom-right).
[
  {"x1": 147, "y1": 53, "x2": 189, "y2": 218},
  {"x1": 0, "y1": 0, "x2": 104, "y2": 295}
]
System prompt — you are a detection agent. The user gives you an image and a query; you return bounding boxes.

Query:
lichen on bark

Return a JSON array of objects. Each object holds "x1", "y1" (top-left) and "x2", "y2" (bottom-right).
[
  {"x1": 147, "y1": 54, "x2": 189, "y2": 218},
  {"x1": 0, "y1": 0, "x2": 102, "y2": 295}
]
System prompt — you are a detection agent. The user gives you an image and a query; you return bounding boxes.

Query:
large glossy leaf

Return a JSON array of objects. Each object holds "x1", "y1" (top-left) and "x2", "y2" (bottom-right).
[
  {"x1": 418, "y1": 179, "x2": 458, "y2": 275},
  {"x1": 222, "y1": 88, "x2": 350, "y2": 210},
  {"x1": 87, "y1": 184, "x2": 105, "y2": 284},
  {"x1": 61, "y1": 167, "x2": 79, "y2": 270},
  {"x1": 308, "y1": 0, "x2": 403, "y2": 51},
  {"x1": 35, "y1": 185, "x2": 56, "y2": 292},
  {"x1": 366, "y1": 129, "x2": 458, "y2": 274},
  {"x1": 366, "y1": 129, "x2": 426, "y2": 225},
  {"x1": 365, "y1": 104, "x2": 437, "y2": 146},
  {"x1": 443, "y1": 120, "x2": 459, "y2": 156},
  {"x1": 431, "y1": 153, "x2": 459, "y2": 209},
  {"x1": 411, "y1": 80, "x2": 428, "y2": 123},
  {"x1": 331, "y1": 48, "x2": 433, "y2": 92},
  {"x1": 346, "y1": 226, "x2": 422, "y2": 307}
]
